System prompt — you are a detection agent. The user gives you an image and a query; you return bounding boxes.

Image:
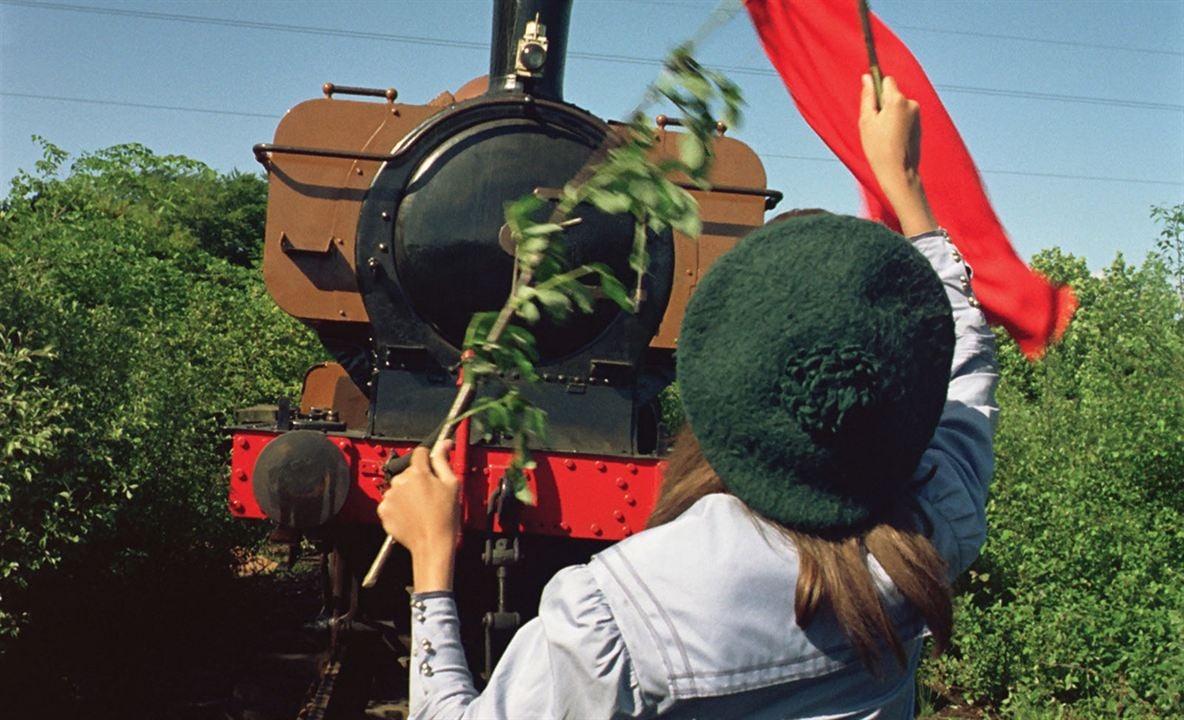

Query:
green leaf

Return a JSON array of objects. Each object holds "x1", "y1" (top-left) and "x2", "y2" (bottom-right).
[
  {"x1": 586, "y1": 188, "x2": 634, "y2": 215},
  {"x1": 628, "y1": 177, "x2": 662, "y2": 208},
  {"x1": 491, "y1": 345, "x2": 538, "y2": 380},
  {"x1": 522, "y1": 222, "x2": 564, "y2": 238},
  {"x1": 463, "y1": 359, "x2": 498, "y2": 376},
  {"x1": 519, "y1": 236, "x2": 550, "y2": 254},
  {"x1": 463, "y1": 311, "x2": 498, "y2": 348},
  {"x1": 502, "y1": 324, "x2": 538, "y2": 354},
  {"x1": 485, "y1": 401, "x2": 511, "y2": 430},
  {"x1": 598, "y1": 271, "x2": 632, "y2": 310},
  {"x1": 534, "y1": 287, "x2": 572, "y2": 317},
  {"x1": 454, "y1": 396, "x2": 505, "y2": 424},
  {"x1": 504, "y1": 194, "x2": 547, "y2": 232},
  {"x1": 513, "y1": 481, "x2": 536, "y2": 506},
  {"x1": 523, "y1": 406, "x2": 548, "y2": 440},
  {"x1": 566, "y1": 281, "x2": 594, "y2": 313},
  {"x1": 671, "y1": 207, "x2": 703, "y2": 239},
  {"x1": 678, "y1": 72, "x2": 713, "y2": 104},
  {"x1": 515, "y1": 299, "x2": 540, "y2": 325},
  {"x1": 679, "y1": 133, "x2": 707, "y2": 174}
]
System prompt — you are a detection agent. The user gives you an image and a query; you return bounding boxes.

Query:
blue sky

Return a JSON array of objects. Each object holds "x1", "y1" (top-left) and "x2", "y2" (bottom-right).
[{"x1": 2, "y1": 0, "x2": 1181, "y2": 270}]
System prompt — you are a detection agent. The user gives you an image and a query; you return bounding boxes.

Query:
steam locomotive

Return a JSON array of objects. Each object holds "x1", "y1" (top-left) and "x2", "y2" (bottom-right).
[{"x1": 227, "y1": 0, "x2": 779, "y2": 707}]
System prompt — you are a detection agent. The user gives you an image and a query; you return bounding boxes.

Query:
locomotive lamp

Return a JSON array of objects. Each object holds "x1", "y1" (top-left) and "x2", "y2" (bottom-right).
[
  {"x1": 251, "y1": 429, "x2": 350, "y2": 529},
  {"x1": 515, "y1": 15, "x2": 549, "y2": 76},
  {"x1": 490, "y1": 0, "x2": 569, "y2": 99}
]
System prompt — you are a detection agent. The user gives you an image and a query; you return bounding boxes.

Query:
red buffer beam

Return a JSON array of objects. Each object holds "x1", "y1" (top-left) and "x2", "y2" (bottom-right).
[{"x1": 229, "y1": 430, "x2": 665, "y2": 541}]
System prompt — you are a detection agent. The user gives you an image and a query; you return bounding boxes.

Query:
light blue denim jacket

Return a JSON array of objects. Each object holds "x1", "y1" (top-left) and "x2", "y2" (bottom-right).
[{"x1": 406, "y1": 231, "x2": 999, "y2": 719}]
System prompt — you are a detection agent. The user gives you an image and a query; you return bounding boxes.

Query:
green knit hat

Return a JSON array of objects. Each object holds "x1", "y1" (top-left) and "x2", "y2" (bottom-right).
[{"x1": 677, "y1": 214, "x2": 954, "y2": 534}]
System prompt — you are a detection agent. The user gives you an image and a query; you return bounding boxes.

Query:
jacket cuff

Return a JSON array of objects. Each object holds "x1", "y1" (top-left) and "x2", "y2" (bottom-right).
[
  {"x1": 909, "y1": 228, "x2": 983, "y2": 312},
  {"x1": 409, "y1": 593, "x2": 477, "y2": 706}
]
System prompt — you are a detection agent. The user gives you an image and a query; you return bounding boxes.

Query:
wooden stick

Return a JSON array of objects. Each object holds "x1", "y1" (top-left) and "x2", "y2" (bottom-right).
[
  {"x1": 857, "y1": 0, "x2": 883, "y2": 108},
  {"x1": 362, "y1": 518, "x2": 399, "y2": 587}
]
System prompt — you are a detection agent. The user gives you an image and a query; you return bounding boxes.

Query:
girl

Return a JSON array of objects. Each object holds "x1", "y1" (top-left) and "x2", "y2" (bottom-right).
[{"x1": 378, "y1": 75, "x2": 998, "y2": 719}]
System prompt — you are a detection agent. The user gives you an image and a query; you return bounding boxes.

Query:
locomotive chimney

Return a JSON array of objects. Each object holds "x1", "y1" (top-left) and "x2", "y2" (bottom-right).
[{"x1": 488, "y1": 0, "x2": 572, "y2": 101}]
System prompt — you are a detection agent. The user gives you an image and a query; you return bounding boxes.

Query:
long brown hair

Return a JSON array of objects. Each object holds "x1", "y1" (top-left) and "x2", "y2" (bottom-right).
[{"x1": 648, "y1": 425, "x2": 952, "y2": 670}]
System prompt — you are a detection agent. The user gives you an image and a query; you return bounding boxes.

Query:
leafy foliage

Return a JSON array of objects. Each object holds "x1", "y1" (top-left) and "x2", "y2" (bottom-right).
[
  {"x1": 0, "y1": 140, "x2": 322, "y2": 647},
  {"x1": 922, "y1": 229, "x2": 1184, "y2": 716},
  {"x1": 0, "y1": 333, "x2": 72, "y2": 637},
  {"x1": 1150, "y1": 202, "x2": 1183, "y2": 299}
]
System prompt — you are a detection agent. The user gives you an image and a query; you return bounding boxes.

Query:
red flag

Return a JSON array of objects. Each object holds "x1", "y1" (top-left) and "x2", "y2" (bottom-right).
[{"x1": 746, "y1": 0, "x2": 1076, "y2": 359}]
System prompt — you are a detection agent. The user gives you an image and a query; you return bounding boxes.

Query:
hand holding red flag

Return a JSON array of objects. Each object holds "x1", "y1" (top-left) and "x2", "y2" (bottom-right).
[{"x1": 746, "y1": 0, "x2": 1076, "y2": 358}]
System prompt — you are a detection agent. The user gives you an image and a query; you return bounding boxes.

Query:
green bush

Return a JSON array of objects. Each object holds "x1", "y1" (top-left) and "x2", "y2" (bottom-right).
[
  {"x1": 925, "y1": 228, "x2": 1184, "y2": 716},
  {"x1": 0, "y1": 331, "x2": 74, "y2": 637},
  {"x1": 0, "y1": 141, "x2": 324, "y2": 652}
]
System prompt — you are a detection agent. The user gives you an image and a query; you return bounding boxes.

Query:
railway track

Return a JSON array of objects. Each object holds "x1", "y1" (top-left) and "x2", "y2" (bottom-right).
[
  {"x1": 191, "y1": 548, "x2": 413, "y2": 720},
  {"x1": 294, "y1": 618, "x2": 410, "y2": 720}
]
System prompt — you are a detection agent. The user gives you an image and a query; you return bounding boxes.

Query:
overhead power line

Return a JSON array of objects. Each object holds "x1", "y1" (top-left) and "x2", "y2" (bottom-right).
[
  {"x1": 604, "y1": 0, "x2": 729, "y2": 9},
  {"x1": 693, "y1": 55, "x2": 1184, "y2": 112},
  {"x1": 0, "y1": 0, "x2": 487, "y2": 48},
  {"x1": 1, "y1": 91, "x2": 280, "y2": 120},
  {"x1": 978, "y1": 168, "x2": 1183, "y2": 188},
  {"x1": 892, "y1": 23, "x2": 1184, "y2": 58},
  {"x1": 5, "y1": 91, "x2": 1181, "y2": 188},
  {"x1": 4, "y1": 0, "x2": 1181, "y2": 114},
  {"x1": 758, "y1": 152, "x2": 1184, "y2": 188},
  {"x1": 609, "y1": 0, "x2": 1184, "y2": 57},
  {"x1": 934, "y1": 84, "x2": 1184, "y2": 112},
  {"x1": 705, "y1": 64, "x2": 1184, "y2": 113}
]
